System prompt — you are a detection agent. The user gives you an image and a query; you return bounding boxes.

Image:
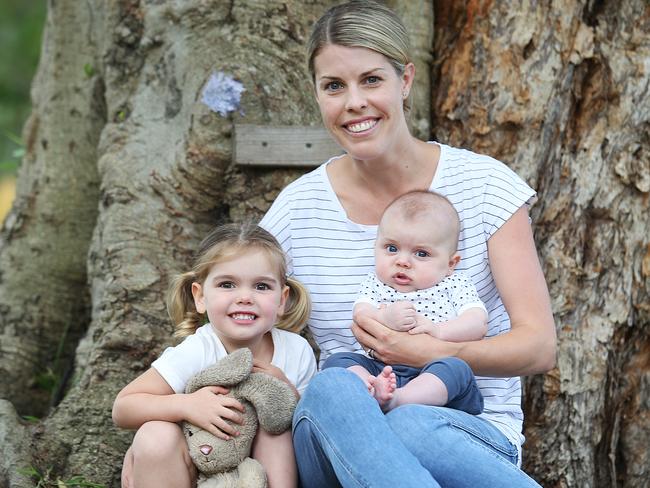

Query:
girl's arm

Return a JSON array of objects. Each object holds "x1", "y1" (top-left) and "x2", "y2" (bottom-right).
[
  {"x1": 112, "y1": 368, "x2": 244, "y2": 440},
  {"x1": 408, "y1": 307, "x2": 488, "y2": 342},
  {"x1": 352, "y1": 207, "x2": 557, "y2": 377}
]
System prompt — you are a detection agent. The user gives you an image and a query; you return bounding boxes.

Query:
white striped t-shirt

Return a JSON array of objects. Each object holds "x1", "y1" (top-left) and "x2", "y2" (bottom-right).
[{"x1": 260, "y1": 142, "x2": 536, "y2": 458}]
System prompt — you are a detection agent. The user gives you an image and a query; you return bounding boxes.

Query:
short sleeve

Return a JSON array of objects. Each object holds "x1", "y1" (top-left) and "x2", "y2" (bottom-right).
[
  {"x1": 151, "y1": 334, "x2": 213, "y2": 393},
  {"x1": 481, "y1": 159, "x2": 537, "y2": 238},
  {"x1": 353, "y1": 273, "x2": 380, "y2": 307},
  {"x1": 260, "y1": 189, "x2": 294, "y2": 275},
  {"x1": 294, "y1": 342, "x2": 318, "y2": 395},
  {"x1": 449, "y1": 273, "x2": 487, "y2": 315}
]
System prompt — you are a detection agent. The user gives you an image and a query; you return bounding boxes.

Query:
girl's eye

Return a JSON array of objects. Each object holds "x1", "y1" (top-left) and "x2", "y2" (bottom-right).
[
  {"x1": 255, "y1": 283, "x2": 271, "y2": 291},
  {"x1": 415, "y1": 250, "x2": 430, "y2": 258},
  {"x1": 218, "y1": 281, "x2": 235, "y2": 289},
  {"x1": 387, "y1": 244, "x2": 398, "y2": 253}
]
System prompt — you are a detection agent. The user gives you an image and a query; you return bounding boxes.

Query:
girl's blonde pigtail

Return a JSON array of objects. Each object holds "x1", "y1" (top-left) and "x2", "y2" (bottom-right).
[
  {"x1": 167, "y1": 271, "x2": 206, "y2": 338},
  {"x1": 276, "y1": 277, "x2": 311, "y2": 334}
]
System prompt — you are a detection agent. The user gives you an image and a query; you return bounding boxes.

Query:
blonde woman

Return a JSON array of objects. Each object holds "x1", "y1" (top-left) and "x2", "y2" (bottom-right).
[{"x1": 260, "y1": 1, "x2": 556, "y2": 486}]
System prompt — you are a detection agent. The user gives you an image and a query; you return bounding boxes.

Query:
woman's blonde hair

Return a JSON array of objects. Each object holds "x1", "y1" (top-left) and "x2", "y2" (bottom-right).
[
  {"x1": 168, "y1": 222, "x2": 311, "y2": 338},
  {"x1": 307, "y1": 0, "x2": 412, "y2": 110}
]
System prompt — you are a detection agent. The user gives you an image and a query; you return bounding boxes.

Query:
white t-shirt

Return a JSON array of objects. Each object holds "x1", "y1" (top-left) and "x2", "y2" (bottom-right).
[
  {"x1": 152, "y1": 325, "x2": 317, "y2": 395},
  {"x1": 355, "y1": 271, "x2": 487, "y2": 325},
  {"x1": 260, "y1": 142, "x2": 536, "y2": 459}
]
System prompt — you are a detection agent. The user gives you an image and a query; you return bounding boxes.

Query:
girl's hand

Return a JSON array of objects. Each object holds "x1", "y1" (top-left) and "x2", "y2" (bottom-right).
[
  {"x1": 352, "y1": 314, "x2": 460, "y2": 368},
  {"x1": 183, "y1": 386, "x2": 245, "y2": 441},
  {"x1": 252, "y1": 360, "x2": 290, "y2": 385},
  {"x1": 252, "y1": 360, "x2": 299, "y2": 398}
]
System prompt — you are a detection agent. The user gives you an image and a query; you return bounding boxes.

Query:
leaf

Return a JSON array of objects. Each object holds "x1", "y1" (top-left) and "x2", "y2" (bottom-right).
[{"x1": 84, "y1": 63, "x2": 95, "y2": 77}]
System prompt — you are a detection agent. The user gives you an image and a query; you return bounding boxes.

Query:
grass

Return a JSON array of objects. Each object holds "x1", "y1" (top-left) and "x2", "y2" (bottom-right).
[{"x1": 19, "y1": 466, "x2": 105, "y2": 488}]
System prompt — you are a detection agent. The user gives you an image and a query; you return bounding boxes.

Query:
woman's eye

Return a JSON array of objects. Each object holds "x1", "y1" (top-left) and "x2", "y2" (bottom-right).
[
  {"x1": 387, "y1": 245, "x2": 398, "y2": 253},
  {"x1": 366, "y1": 75, "x2": 380, "y2": 85},
  {"x1": 415, "y1": 250, "x2": 429, "y2": 258},
  {"x1": 325, "y1": 81, "x2": 343, "y2": 91}
]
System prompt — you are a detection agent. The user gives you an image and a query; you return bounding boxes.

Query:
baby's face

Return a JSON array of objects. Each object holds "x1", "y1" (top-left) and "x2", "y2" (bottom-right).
[{"x1": 374, "y1": 214, "x2": 458, "y2": 293}]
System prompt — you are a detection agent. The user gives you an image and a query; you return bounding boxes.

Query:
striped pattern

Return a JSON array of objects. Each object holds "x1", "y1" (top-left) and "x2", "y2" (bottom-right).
[{"x1": 260, "y1": 143, "x2": 536, "y2": 455}]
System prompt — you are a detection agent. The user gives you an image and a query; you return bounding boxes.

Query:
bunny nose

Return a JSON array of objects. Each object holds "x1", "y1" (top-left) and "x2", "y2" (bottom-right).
[{"x1": 199, "y1": 445, "x2": 212, "y2": 455}]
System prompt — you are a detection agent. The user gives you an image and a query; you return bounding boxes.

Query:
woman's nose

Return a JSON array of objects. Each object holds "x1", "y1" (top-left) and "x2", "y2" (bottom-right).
[{"x1": 345, "y1": 86, "x2": 367, "y2": 111}]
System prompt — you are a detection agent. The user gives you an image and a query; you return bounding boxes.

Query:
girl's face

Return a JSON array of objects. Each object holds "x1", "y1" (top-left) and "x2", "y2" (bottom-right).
[
  {"x1": 192, "y1": 249, "x2": 289, "y2": 350},
  {"x1": 313, "y1": 44, "x2": 414, "y2": 162}
]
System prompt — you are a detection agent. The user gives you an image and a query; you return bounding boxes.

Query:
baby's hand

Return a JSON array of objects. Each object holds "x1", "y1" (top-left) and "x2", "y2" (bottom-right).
[
  {"x1": 184, "y1": 385, "x2": 245, "y2": 441},
  {"x1": 408, "y1": 315, "x2": 442, "y2": 337},
  {"x1": 383, "y1": 301, "x2": 417, "y2": 331}
]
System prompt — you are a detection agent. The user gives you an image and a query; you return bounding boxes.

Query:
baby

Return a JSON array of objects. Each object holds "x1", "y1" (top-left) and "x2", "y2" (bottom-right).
[{"x1": 323, "y1": 191, "x2": 487, "y2": 413}]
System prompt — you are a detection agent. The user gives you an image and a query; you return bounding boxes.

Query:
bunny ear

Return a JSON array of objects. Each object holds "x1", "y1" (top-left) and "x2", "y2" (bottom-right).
[
  {"x1": 184, "y1": 348, "x2": 254, "y2": 393},
  {"x1": 237, "y1": 373, "x2": 297, "y2": 434}
]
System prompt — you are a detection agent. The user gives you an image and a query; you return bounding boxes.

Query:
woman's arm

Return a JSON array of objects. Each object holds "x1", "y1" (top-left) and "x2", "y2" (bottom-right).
[{"x1": 353, "y1": 206, "x2": 556, "y2": 377}]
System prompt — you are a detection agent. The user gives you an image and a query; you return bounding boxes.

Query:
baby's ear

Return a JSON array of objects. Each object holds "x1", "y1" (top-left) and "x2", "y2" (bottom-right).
[{"x1": 448, "y1": 253, "x2": 461, "y2": 272}]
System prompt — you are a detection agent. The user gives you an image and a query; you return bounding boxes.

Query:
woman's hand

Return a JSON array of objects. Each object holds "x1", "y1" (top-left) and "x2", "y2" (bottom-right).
[
  {"x1": 352, "y1": 314, "x2": 460, "y2": 368},
  {"x1": 183, "y1": 386, "x2": 245, "y2": 441}
]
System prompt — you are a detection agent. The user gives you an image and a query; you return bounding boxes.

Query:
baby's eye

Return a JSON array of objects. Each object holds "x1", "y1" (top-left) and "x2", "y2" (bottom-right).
[
  {"x1": 218, "y1": 281, "x2": 235, "y2": 289},
  {"x1": 255, "y1": 283, "x2": 271, "y2": 291},
  {"x1": 415, "y1": 250, "x2": 430, "y2": 258},
  {"x1": 386, "y1": 244, "x2": 398, "y2": 253},
  {"x1": 186, "y1": 428, "x2": 194, "y2": 437}
]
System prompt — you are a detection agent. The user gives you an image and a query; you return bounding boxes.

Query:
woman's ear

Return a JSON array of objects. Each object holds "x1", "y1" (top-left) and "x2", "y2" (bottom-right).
[
  {"x1": 401, "y1": 62, "x2": 416, "y2": 95},
  {"x1": 191, "y1": 282, "x2": 206, "y2": 314}
]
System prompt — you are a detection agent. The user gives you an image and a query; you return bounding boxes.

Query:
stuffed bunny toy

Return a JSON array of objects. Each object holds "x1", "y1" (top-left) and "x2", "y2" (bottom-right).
[{"x1": 183, "y1": 348, "x2": 297, "y2": 488}]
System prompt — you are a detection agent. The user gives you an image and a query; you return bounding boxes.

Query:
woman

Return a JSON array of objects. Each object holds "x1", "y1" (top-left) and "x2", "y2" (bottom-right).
[{"x1": 260, "y1": 1, "x2": 556, "y2": 486}]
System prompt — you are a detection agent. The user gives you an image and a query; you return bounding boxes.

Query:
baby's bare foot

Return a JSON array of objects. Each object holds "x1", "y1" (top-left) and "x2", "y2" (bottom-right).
[{"x1": 368, "y1": 366, "x2": 397, "y2": 411}]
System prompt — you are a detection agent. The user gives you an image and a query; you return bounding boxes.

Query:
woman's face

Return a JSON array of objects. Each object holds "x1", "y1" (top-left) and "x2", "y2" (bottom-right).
[{"x1": 313, "y1": 44, "x2": 414, "y2": 162}]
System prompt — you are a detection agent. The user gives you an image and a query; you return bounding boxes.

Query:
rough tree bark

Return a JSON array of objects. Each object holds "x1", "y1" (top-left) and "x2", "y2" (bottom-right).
[
  {"x1": 0, "y1": 1, "x2": 430, "y2": 486},
  {"x1": 0, "y1": 0, "x2": 647, "y2": 487},
  {"x1": 432, "y1": 1, "x2": 649, "y2": 487}
]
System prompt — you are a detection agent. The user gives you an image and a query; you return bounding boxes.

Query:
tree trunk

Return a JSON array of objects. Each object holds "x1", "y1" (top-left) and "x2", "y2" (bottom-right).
[
  {"x1": 432, "y1": 1, "x2": 649, "y2": 487},
  {"x1": 1, "y1": 0, "x2": 647, "y2": 487}
]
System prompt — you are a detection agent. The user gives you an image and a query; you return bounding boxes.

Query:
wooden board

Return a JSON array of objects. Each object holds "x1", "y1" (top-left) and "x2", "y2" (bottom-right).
[{"x1": 234, "y1": 124, "x2": 343, "y2": 167}]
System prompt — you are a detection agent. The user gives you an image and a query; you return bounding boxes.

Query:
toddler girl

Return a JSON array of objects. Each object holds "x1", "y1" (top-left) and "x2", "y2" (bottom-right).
[{"x1": 113, "y1": 222, "x2": 317, "y2": 488}]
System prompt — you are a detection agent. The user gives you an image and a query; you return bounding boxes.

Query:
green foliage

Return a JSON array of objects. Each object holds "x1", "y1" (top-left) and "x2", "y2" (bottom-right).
[
  {"x1": 84, "y1": 63, "x2": 95, "y2": 78},
  {"x1": 19, "y1": 466, "x2": 105, "y2": 488},
  {"x1": 1, "y1": 130, "x2": 23, "y2": 175},
  {"x1": 0, "y1": 1, "x2": 46, "y2": 171}
]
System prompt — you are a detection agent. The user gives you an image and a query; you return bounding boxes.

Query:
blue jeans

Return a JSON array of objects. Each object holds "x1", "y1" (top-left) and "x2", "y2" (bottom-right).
[{"x1": 293, "y1": 368, "x2": 541, "y2": 488}]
